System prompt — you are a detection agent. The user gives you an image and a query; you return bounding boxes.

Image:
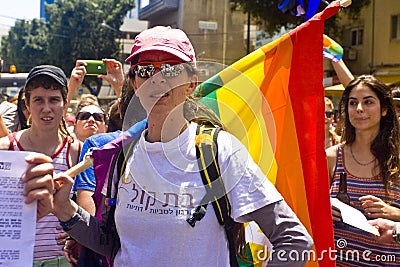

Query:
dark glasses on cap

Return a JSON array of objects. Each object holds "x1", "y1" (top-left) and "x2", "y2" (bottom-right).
[
  {"x1": 76, "y1": 111, "x2": 105, "y2": 122},
  {"x1": 132, "y1": 61, "x2": 186, "y2": 79},
  {"x1": 325, "y1": 111, "x2": 334, "y2": 117}
]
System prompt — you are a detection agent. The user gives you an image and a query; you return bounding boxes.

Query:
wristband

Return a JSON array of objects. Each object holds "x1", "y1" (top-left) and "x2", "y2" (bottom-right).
[
  {"x1": 59, "y1": 206, "x2": 83, "y2": 232},
  {"x1": 392, "y1": 223, "x2": 400, "y2": 244}
]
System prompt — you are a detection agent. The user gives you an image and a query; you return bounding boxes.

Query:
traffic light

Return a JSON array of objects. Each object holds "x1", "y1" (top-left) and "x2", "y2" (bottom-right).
[{"x1": 9, "y1": 65, "x2": 16, "y2": 73}]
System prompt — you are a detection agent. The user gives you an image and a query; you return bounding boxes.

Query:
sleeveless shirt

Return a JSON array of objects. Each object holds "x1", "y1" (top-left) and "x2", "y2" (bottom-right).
[
  {"x1": 8, "y1": 132, "x2": 73, "y2": 260},
  {"x1": 330, "y1": 143, "x2": 400, "y2": 266}
]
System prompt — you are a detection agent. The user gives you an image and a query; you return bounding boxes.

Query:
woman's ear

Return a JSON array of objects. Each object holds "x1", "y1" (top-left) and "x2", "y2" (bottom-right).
[
  {"x1": 64, "y1": 99, "x2": 69, "y2": 114},
  {"x1": 131, "y1": 79, "x2": 138, "y2": 94},
  {"x1": 382, "y1": 107, "x2": 388, "y2": 117},
  {"x1": 25, "y1": 100, "x2": 31, "y2": 114},
  {"x1": 186, "y1": 74, "x2": 198, "y2": 95}
]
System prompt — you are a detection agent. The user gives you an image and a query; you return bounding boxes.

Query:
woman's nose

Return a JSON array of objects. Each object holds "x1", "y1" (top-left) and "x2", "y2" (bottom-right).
[
  {"x1": 356, "y1": 103, "x2": 363, "y2": 112},
  {"x1": 87, "y1": 115, "x2": 96, "y2": 122},
  {"x1": 42, "y1": 101, "x2": 51, "y2": 111},
  {"x1": 150, "y1": 70, "x2": 166, "y2": 85}
]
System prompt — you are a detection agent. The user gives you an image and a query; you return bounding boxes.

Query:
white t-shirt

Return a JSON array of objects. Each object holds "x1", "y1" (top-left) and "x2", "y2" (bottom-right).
[{"x1": 106, "y1": 122, "x2": 282, "y2": 266}]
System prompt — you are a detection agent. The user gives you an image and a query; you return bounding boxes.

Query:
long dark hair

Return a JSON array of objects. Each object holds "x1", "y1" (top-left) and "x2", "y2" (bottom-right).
[
  {"x1": 338, "y1": 75, "x2": 400, "y2": 192},
  {"x1": 16, "y1": 87, "x2": 29, "y2": 130}
]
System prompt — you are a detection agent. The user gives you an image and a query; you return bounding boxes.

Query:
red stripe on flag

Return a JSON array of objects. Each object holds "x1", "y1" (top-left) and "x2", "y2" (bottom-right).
[{"x1": 288, "y1": 2, "x2": 340, "y2": 266}]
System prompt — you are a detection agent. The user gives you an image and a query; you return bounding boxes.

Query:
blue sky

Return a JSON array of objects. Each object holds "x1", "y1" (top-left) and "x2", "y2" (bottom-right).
[
  {"x1": 0, "y1": 0, "x2": 142, "y2": 29},
  {"x1": 0, "y1": 0, "x2": 40, "y2": 28}
]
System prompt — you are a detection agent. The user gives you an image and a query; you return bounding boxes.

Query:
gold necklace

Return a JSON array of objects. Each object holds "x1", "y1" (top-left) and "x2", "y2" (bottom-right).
[{"x1": 350, "y1": 145, "x2": 375, "y2": 166}]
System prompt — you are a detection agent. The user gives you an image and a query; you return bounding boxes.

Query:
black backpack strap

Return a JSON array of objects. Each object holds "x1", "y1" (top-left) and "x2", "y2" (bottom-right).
[
  {"x1": 188, "y1": 124, "x2": 239, "y2": 267},
  {"x1": 196, "y1": 125, "x2": 230, "y2": 222}
]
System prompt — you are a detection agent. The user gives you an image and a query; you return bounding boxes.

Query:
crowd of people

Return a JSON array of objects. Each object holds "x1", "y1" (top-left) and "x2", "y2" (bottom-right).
[{"x1": 1, "y1": 24, "x2": 400, "y2": 267}]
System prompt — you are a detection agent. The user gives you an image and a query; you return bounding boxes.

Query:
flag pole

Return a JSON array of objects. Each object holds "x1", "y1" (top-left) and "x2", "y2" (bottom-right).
[
  {"x1": 340, "y1": 0, "x2": 351, "y2": 7},
  {"x1": 65, "y1": 155, "x2": 93, "y2": 178}
]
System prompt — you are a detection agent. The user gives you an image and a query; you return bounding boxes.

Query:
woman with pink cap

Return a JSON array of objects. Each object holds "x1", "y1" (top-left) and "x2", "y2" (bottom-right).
[{"x1": 28, "y1": 26, "x2": 312, "y2": 266}]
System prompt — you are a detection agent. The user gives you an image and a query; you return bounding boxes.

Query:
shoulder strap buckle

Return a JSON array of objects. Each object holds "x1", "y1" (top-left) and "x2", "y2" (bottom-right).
[{"x1": 186, "y1": 205, "x2": 207, "y2": 227}]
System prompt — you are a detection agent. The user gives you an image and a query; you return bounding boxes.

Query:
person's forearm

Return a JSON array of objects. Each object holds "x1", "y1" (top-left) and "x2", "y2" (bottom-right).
[
  {"x1": 0, "y1": 115, "x2": 9, "y2": 138},
  {"x1": 386, "y1": 207, "x2": 400, "y2": 222},
  {"x1": 66, "y1": 206, "x2": 116, "y2": 258},
  {"x1": 331, "y1": 59, "x2": 354, "y2": 87},
  {"x1": 111, "y1": 83, "x2": 122, "y2": 98},
  {"x1": 369, "y1": 218, "x2": 400, "y2": 244},
  {"x1": 67, "y1": 82, "x2": 80, "y2": 108},
  {"x1": 248, "y1": 200, "x2": 313, "y2": 266},
  {"x1": 77, "y1": 190, "x2": 96, "y2": 216},
  {"x1": 54, "y1": 199, "x2": 79, "y2": 222}
]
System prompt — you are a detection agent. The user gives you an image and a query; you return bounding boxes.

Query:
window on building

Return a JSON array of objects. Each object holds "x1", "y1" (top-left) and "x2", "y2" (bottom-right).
[
  {"x1": 141, "y1": 0, "x2": 150, "y2": 7},
  {"x1": 350, "y1": 28, "x2": 364, "y2": 46},
  {"x1": 351, "y1": 30, "x2": 357, "y2": 46},
  {"x1": 391, "y1": 15, "x2": 400, "y2": 40},
  {"x1": 358, "y1": 29, "x2": 363, "y2": 45}
]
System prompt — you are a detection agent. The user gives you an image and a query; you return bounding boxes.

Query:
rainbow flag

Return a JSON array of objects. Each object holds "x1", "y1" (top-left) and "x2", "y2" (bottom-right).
[
  {"x1": 195, "y1": 1, "x2": 340, "y2": 266},
  {"x1": 323, "y1": 34, "x2": 344, "y2": 62}
]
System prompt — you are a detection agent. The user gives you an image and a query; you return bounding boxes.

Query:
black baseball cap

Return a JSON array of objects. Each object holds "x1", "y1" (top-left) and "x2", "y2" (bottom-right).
[{"x1": 25, "y1": 65, "x2": 68, "y2": 89}]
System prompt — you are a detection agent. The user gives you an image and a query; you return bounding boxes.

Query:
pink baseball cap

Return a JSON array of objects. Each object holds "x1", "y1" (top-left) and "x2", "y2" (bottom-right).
[
  {"x1": 65, "y1": 115, "x2": 76, "y2": 124},
  {"x1": 125, "y1": 26, "x2": 196, "y2": 64}
]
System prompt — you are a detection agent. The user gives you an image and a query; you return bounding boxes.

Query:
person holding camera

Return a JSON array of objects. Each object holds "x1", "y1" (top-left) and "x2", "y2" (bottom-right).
[{"x1": 67, "y1": 58, "x2": 124, "y2": 107}]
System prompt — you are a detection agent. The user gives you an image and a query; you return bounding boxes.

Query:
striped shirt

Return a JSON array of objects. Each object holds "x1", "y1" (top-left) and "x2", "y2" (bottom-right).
[
  {"x1": 330, "y1": 144, "x2": 400, "y2": 266},
  {"x1": 8, "y1": 132, "x2": 73, "y2": 261}
]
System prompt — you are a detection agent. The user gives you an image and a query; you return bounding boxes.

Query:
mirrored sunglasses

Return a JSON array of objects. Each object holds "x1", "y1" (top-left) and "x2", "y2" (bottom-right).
[
  {"x1": 325, "y1": 111, "x2": 334, "y2": 117},
  {"x1": 132, "y1": 61, "x2": 186, "y2": 79},
  {"x1": 76, "y1": 111, "x2": 105, "y2": 122}
]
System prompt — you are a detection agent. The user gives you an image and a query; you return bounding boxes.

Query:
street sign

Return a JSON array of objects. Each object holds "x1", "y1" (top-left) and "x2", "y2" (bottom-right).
[{"x1": 198, "y1": 21, "x2": 218, "y2": 30}]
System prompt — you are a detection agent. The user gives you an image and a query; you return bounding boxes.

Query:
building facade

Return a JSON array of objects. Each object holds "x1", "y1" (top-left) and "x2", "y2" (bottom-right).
[
  {"x1": 137, "y1": 0, "x2": 252, "y2": 69},
  {"x1": 337, "y1": 0, "x2": 400, "y2": 83},
  {"x1": 40, "y1": 0, "x2": 55, "y2": 20}
]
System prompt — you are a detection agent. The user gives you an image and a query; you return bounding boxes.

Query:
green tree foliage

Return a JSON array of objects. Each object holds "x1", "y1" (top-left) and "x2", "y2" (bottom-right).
[
  {"x1": 46, "y1": 0, "x2": 135, "y2": 93},
  {"x1": 46, "y1": 0, "x2": 134, "y2": 72},
  {"x1": 231, "y1": 1, "x2": 301, "y2": 35},
  {"x1": 1, "y1": 0, "x2": 134, "y2": 94},
  {"x1": 230, "y1": 0, "x2": 371, "y2": 39},
  {"x1": 0, "y1": 19, "x2": 49, "y2": 72}
]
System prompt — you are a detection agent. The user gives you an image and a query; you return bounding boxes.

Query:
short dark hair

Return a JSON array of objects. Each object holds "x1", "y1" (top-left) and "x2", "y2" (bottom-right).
[{"x1": 25, "y1": 75, "x2": 68, "y2": 105}]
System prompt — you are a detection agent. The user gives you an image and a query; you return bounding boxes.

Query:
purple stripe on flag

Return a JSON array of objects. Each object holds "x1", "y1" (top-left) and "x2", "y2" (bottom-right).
[{"x1": 90, "y1": 119, "x2": 147, "y2": 219}]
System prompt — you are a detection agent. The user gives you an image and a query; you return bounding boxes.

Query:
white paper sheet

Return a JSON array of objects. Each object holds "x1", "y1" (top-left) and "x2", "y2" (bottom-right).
[
  {"x1": 0, "y1": 150, "x2": 36, "y2": 266},
  {"x1": 330, "y1": 197, "x2": 380, "y2": 236}
]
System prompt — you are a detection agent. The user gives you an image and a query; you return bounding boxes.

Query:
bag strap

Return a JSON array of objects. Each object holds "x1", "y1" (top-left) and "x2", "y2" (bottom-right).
[
  {"x1": 101, "y1": 139, "x2": 137, "y2": 256},
  {"x1": 105, "y1": 140, "x2": 137, "y2": 202},
  {"x1": 188, "y1": 124, "x2": 239, "y2": 267},
  {"x1": 196, "y1": 125, "x2": 230, "y2": 223}
]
